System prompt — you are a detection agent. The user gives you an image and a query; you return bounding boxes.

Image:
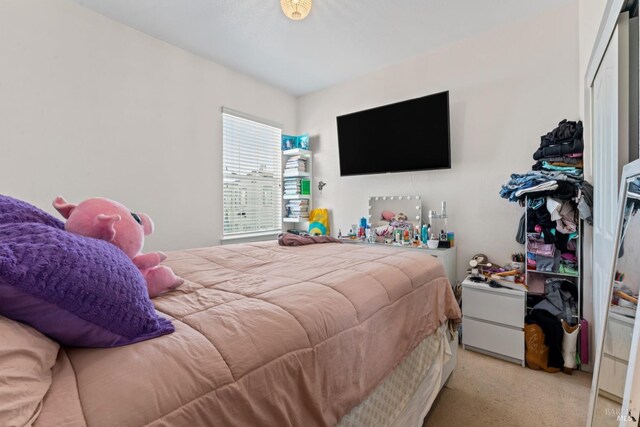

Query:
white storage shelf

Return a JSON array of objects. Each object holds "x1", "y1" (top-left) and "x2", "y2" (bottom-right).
[
  {"x1": 524, "y1": 197, "x2": 581, "y2": 321},
  {"x1": 282, "y1": 148, "x2": 312, "y2": 227},
  {"x1": 283, "y1": 194, "x2": 311, "y2": 200},
  {"x1": 283, "y1": 218, "x2": 308, "y2": 223},
  {"x1": 283, "y1": 172, "x2": 310, "y2": 178},
  {"x1": 283, "y1": 148, "x2": 312, "y2": 157}
]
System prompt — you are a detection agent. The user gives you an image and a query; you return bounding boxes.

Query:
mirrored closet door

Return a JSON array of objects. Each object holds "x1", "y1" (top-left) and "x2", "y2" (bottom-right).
[{"x1": 589, "y1": 161, "x2": 640, "y2": 426}]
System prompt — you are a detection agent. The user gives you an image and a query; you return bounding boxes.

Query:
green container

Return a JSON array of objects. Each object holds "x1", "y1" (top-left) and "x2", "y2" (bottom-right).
[{"x1": 300, "y1": 179, "x2": 311, "y2": 195}]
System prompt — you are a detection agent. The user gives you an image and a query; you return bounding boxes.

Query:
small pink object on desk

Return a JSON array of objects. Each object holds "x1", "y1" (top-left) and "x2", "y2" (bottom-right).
[{"x1": 381, "y1": 210, "x2": 395, "y2": 221}]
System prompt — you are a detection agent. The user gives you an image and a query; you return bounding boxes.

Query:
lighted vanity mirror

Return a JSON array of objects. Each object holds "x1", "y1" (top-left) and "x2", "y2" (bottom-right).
[{"x1": 588, "y1": 160, "x2": 640, "y2": 426}]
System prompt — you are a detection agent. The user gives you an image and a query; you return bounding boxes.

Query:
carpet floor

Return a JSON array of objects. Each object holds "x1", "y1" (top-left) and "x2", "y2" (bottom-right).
[{"x1": 424, "y1": 345, "x2": 593, "y2": 427}]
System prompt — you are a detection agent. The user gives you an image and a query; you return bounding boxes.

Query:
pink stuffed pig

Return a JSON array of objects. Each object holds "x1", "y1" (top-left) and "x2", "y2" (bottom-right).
[{"x1": 53, "y1": 196, "x2": 183, "y2": 298}]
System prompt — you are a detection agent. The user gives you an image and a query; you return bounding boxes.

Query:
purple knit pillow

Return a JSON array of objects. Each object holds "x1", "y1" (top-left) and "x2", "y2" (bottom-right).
[
  {"x1": 0, "y1": 194, "x2": 64, "y2": 229},
  {"x1": 0, "y1": 223, "x2": 174, "y2": 347}
]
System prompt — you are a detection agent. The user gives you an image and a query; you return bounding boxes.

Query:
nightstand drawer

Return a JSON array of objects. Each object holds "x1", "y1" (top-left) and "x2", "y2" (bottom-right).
[
  {"x1": 462, "y1": 318, "x2": 524, "y2": 360},
  {"x1": 599, "y1": 355, "x2": 628, "y2": 399},
  {"x1": 463, "y1": 286, "x2": 524, "y2": 328},
  {"x1": 603, "y1": 316, "x2": 633, "y2": 362}
]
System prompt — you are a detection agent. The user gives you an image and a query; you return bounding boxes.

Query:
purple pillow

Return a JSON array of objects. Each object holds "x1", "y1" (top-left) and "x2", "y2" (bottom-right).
[
  {"x1": 0, "y1": 223, "x2": 174, "y2": 347},
  {"x1": 0, "y1": 194, "x2": 64, "y2": 229}
]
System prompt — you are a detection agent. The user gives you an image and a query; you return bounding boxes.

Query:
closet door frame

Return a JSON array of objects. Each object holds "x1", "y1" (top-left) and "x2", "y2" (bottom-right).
[{"x1": 585, "y1": 1, "x2": 636, "y2": 426}]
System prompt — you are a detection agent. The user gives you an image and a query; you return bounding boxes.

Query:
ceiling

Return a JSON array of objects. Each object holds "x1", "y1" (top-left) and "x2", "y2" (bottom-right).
[{"x1": 71, "y1": 0, "x2": 574, "y2": 96}]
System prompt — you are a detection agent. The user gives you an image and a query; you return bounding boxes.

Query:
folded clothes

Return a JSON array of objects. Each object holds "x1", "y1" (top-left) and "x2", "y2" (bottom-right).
[
  {"x1": 529, "y1": 169, "x2": 583, "y2": 184},
  {"x1": 540, "y1": 120, "x2": 583, "y2": 148},
  {"x1": 550, "y1": 161, "x2": 583, "y2": 168},
  {"x1": 541, "y1": 161, "x2": 584, "y2": 176},
  {"x1": 515, "y1": 181, "x2": 558, "y2": 198},
  {"x1": 524, "y1": 180, "x2": 576, "y2": 201},
  {"x1": 528, "y1": 237, "x2": 556, "y2": 257},
  {"x1": 533, "y1": 138, "x2": 584, "y2": 160},
  {"x1": 527, "y1": 254, "x2": 537, "y2": 268},
  {"x1": 561, "y1": 252, "x2": 577, "y2": 262},
  {"x1": 499, "y1": 172, "x2": 554, "y2": 201},
  {"x1": 500, "y1": 169, "x2": 581, "y2": 203},
  {"x1": 559, "y1": 260, "x2": 578, "y2": 275},
  {"x1": 537, "y1": 155, "x2": 583, "y2": 164},
  {"x1": 528, "y1": 197, "x2": 546, "y2": 210},
  {"x1": 536, "y1": 254, "x2": 555, "y2": 272}
]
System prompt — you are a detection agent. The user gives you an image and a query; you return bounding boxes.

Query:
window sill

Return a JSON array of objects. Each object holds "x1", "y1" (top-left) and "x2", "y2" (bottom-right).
[{"x1": 220, "y1": 230, "x2": 281, "y2": 244}]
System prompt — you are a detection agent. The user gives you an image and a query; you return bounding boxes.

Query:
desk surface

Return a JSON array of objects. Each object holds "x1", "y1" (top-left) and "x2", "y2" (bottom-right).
[{"x1": 337, "y1": 238, "x2": 456, "y2": 254}]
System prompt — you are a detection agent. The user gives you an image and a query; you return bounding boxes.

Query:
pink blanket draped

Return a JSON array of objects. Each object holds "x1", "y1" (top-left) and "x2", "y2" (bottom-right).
[
  {"x1": 35, "y1": 241, "x2": 461, "y2": 427},
  {"x1": 278, "y1": 232, "x2": 341, "y2": 246}
]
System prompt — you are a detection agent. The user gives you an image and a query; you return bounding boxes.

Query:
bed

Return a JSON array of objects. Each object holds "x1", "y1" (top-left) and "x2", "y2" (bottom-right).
[{"x1": 31, "y1": 241, "x2": 461, "y2": 426}]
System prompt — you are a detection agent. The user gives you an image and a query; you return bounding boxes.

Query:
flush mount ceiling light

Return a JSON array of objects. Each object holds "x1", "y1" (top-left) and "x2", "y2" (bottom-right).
[{"x1": 281, "y1": 0, "x2": 312, "y2": 21}]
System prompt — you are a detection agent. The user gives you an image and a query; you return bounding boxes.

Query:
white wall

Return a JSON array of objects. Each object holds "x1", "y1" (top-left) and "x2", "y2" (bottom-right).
[
  {"x1": 298, "y1": 2, "x2": 580, "y2": 282},
  {"x1": 0, "y1": 0, "x2": 297, "y2": 251}
]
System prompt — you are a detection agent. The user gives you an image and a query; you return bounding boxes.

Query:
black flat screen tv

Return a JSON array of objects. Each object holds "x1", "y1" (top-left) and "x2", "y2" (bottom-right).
[{"x1": 336, "y1": 91, "x2": 451, "y2": 176}]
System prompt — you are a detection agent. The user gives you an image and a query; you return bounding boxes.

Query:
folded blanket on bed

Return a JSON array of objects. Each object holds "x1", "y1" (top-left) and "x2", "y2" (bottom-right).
[{"x1": 278, "y1": 232, "x2": 341, "y2": 246}]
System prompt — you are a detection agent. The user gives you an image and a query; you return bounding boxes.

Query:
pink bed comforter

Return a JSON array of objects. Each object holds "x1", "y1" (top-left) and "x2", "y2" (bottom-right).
[{"x1": 35, "y1": 241, "x2": 461, "y2": 427}]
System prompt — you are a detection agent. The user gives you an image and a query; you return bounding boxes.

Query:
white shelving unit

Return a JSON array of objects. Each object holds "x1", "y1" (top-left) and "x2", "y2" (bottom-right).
[
  {"x1": 524, "y1": 198, "x2": 582, "y2": 328},
  {"x1": 282, "y1": 148, "x2": 312, "y2": 230}
]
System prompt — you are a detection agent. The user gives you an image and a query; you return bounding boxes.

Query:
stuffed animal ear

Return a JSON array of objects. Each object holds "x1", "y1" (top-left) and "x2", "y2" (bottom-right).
[
  {"x1": 138, "y1": 213, "x2": 154, "y2": 236},
  {"x1": 94, "y1": 214, "x2": 121, "y2": 242},
  {"x1": 52, "y1": 196, "x2": 76, "y2": 219}
]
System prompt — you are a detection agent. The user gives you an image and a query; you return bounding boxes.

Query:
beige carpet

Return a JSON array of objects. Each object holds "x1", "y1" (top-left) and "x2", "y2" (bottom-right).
[{"x1": 424, "y1": 345, "x2": 593, "y2": 427}]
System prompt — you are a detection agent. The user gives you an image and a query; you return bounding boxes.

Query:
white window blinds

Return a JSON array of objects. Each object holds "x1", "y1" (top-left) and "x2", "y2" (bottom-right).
[{"x1": 222, "y1": 110, "x2": 282, "y2": 237}]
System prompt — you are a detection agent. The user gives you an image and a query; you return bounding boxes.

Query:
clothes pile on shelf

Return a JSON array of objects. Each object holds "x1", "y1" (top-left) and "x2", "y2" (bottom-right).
[
  {"x1": 284, "y1": 156, "x2": 307, "y2": 176},
  {"x1": 500, "y1": 119, "x2": 588, "y2": 373},
  {"x1": 500, "y1": 120, "x2": 588, "y2": 276},
  {"x1": 285, "y1": 200, "x2": 309, "y2": 219},
  {"x1": 525, "y1": 197, "x2": 579, "y2": 275},
  {"x1": 499, "y1": 120, "x2": 593, "y2": 224},
  {"x1": 525, "y1": 278, "x2": 579, "y2": 370},
  {"x1": 533, "y1": 119, "x2": 584, "y2": 163}
]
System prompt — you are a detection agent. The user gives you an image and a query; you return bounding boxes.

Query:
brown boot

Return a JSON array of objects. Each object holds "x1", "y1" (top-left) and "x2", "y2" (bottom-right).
[{"x1": 524, "y1": 323, "x2": 560, "y2": 373}]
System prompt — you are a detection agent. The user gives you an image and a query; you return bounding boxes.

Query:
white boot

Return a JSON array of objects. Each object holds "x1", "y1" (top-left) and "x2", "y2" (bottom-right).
[{"x1": 562, "y1": 320, "x2": 581, "y2": 374}]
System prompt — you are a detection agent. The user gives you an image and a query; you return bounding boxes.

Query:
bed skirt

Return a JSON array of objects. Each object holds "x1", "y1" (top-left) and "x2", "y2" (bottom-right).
[{"x1": 338, "y1": 322, "x2": 455, "y2": 427}]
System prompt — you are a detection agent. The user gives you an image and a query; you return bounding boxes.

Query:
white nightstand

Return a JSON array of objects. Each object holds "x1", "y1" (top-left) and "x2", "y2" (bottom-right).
[{"x1": 461, "y1": 276, "x2": 526, "y2": 366}]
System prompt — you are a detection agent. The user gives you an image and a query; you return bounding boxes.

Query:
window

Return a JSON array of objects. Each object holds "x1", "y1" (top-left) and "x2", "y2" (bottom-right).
[{"x1": 222, "y1": 108, "x2": 282, "y2": 238}]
